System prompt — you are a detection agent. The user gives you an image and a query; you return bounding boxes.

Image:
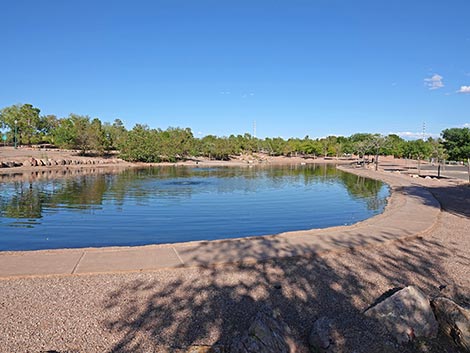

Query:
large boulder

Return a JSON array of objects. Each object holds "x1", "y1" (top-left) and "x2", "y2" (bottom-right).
[
  {"x1": 230, "y1": 305, "x2": 298, "y2": 353},
  {"x1": 365, "y1": 286, "x2": 438, "y2": 344},
  {"x1": 432, "y1": 297, "x2": 470, "y2": 352}
]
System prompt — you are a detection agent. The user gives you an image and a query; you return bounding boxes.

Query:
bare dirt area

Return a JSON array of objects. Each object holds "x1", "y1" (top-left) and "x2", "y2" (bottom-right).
[{"x1": 0, "y1": 154, "x2": 469, "y2": 352}]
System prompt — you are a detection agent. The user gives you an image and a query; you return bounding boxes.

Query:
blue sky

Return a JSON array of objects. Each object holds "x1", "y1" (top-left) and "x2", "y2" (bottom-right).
[{"x1": 0, "y1": 0, "x2": 469, "y2": 139}]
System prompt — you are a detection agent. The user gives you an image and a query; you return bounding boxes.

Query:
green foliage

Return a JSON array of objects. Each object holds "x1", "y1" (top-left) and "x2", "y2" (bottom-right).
[
  {"x1": 119, "y1": 124, "x2": 159, "y2": 162},
  {"x1": 119, "y1": 125, "x2": 195, "y2": 162},
  {"x1": 403, "y1": 139, "x2": 433, "y2": 159},
  {"x1": 0, "y1": 103, "x2": 467, "y2": 164},
  {"x1": 102, "y1": 119, "x2": 128, "y2": 151},
  {"x1": 52, "y1": 114, "x2": 106, "y2": 155},
  {"x1": 383, "y1": 134, "x2": 406, "y2": 157},
  {"x1": 38, "y1": 115, "x2": 59, "y2": 143},
  {"x1": 0, "y1": 103, "x2": 41, "y2": 145},
  {"x1": 441, "y1": 128, "x2": 470, "y2": 161}
]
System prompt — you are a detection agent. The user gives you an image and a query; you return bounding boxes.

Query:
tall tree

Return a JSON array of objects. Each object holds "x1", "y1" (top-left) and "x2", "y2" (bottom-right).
[
  {"x1": 0, "y1": 103, "x2": 41, "y2": 145},
  {"x1": 106, "y1": 119, "x2": 128, "y2": 151},
  {"x1": 441, "y1": 128, "x2": 470, "y2": 161},
  {"x1": 52, "y1": 114, "x2": 106, "y2": 155}
]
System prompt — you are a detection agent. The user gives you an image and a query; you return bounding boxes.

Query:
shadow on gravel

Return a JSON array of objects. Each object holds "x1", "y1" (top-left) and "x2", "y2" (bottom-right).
[
  {"x1": 100, "y1": 181, "x2": 470, "y2": 352},
  {"x1": 103, "y1": 233, "x2": 467, "y2": 352},
  {"x1": 425, "y1": 184, "x2": 470, "y2": 218}
]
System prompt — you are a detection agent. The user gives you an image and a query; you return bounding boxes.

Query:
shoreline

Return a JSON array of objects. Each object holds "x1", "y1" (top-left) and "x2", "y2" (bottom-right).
[
  {"x1": 0, "y1": 145, "x2": 356, "y2": 175},
  {"x1": 0, "y1": 162, "x2": 441, "y2": 277}
]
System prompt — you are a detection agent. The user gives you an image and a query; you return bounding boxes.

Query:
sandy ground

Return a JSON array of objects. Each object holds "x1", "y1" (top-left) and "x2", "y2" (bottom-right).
[{"x1": 0, "y1": 152, "x2": 469, "y2": 352}]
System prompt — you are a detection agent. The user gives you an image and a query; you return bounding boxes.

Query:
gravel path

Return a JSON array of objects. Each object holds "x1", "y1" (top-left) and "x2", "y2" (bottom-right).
[{"x1": 0, "y1": 172, "x2": 469, "y2": 352}]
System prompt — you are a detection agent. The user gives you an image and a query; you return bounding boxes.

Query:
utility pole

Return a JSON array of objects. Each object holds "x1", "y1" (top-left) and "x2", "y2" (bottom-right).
[{"x1": 253, "y1": 120, "x2": 256, "y2": 138}]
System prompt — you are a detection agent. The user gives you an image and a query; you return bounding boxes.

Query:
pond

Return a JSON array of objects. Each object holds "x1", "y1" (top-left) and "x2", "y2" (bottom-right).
[{"x1": 0, "y1": 165, "x2": 389, "y2": 251}]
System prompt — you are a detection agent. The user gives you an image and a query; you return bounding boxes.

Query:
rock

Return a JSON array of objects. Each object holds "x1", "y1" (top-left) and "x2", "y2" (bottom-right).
[
  {"x1": 365, "y1": 286, "x2": 438, "y2": 344},
  {"x1": 425, "y1": 176, "x2": 432, "y2": 180},
  {"x1": 431, "y1": 297, "x2": 470, "y2": 352},
  {"x1": 230, "y1": 305, "x2": 298, "y2": 353},
  {"x1": 308, "y1": 317, "x2": 336, "y2": 352}
]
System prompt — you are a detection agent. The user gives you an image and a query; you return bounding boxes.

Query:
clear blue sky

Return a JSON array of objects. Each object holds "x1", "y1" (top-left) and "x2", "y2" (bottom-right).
[{"x1": 0, "y1": 0, "x2": 469, "y2": 139}]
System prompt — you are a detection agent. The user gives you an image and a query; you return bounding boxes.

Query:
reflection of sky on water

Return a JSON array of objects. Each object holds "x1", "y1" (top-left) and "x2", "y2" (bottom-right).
[{"x1": 0, "y1": 165, "x2": 389, "y2": 251}]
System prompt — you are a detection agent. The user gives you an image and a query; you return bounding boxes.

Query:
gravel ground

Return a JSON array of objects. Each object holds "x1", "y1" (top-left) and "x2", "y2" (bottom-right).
[{"x1": 0, "y1": 171, "x2": 469, "y2": 352}]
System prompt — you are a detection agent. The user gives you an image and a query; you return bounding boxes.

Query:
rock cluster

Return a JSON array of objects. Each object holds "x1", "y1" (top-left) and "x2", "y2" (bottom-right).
[
  {"x1": 0, "y1": 161, "x2": 22, "y2": 168},
  {"x1": 22, "y1": 157, "x2": 114, "y2": 167},
  {"x1": 362, "y1": 286, "x2": 470, "y2": 352},
  {"x1": 193, "y1": 287, "x2": 470, "y2": 353},
  {"x1": 0, "y1": 157, "x2": 122, "y2": 168}
]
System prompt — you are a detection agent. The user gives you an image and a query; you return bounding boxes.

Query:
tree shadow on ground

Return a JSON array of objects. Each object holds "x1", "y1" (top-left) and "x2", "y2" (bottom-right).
[
  {"x1": 425, "y1": 184, "x2": 470, "y2": 218},
  {"x1": 103, "y1": 184, "x2": 469, "y2": 353}
]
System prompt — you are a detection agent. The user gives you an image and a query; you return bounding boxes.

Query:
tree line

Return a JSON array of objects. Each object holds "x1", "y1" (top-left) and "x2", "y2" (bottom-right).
[{"x1": 1, "y1": 103, "x2": 469, "y2": 163}]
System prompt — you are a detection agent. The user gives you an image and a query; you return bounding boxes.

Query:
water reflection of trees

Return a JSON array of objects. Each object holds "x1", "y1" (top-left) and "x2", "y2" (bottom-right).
[
  {"x1": 0, "y1": 182, "x2": 45, "y2": 219},
  {"x1": 0, "y1": 165, "x2": 387, "y2": 222}
]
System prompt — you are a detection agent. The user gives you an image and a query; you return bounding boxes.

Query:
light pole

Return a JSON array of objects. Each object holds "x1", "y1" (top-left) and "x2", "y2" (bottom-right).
[{"x1": 14, "y1": 119, "x2": 18, "y2": 149}]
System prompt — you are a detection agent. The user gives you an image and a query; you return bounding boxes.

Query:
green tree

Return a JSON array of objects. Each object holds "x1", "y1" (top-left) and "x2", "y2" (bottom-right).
[
  {"x1": 0, "y1": 103, "x2": 41, "y2": 145},
  {"x1": 103, "y1": 119, "x2": 128, "y2": 151},
  {"x1": 119, "y1": 124, "x2": 159, "y2": 162},
  {"x1": 441, "y1": 128, "x2": 470, "y2": 161},
  {"x1": 383, "y1": 134, "x2": 405, "y2": 157},
  {"x1": 403, "y1": 139, "x2": 432, "y2": 160},
  {"x1": 52, "y1": 114, "x2": 106, "y2": 154},
  {"x1": 38, "y1": 114, "x2": 59, "y2": 143},
  {"x1": 427, "y1": 137, "x2": 447, "y2": 162},
  {"x1": 52, "y1": 118, "x2": 76, "y2": 148}
]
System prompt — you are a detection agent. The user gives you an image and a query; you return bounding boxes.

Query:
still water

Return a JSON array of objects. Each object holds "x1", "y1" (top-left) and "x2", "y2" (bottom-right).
[{"x1": 0, "y1": 165, "x2": 389, "y2": 251}]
